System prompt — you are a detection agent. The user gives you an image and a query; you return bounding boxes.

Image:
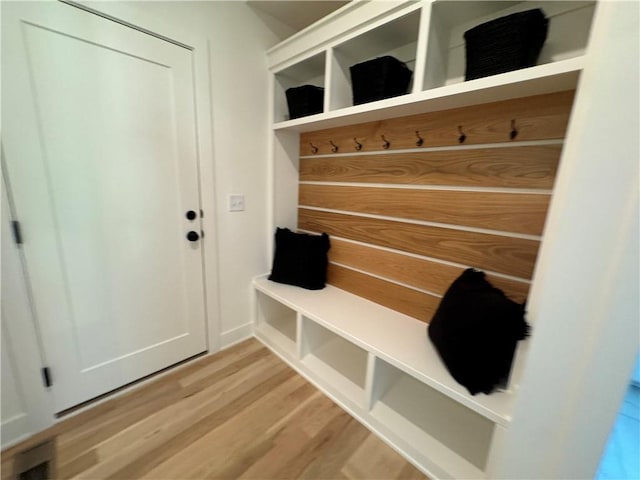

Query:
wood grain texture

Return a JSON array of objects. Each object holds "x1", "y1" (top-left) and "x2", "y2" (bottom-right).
[
  {"x1": 301, "y1": 208, "x2": 539, "y2": 279},
  {"x1": 299, "y1": 145, "x2": 561, "y2": 189},
  {"x1": 300, "y1": 90, "x2": 574, "y2": 155},
  {"x1": 1, "y1": 339, "x2": 427, "y2": 480},
  {"x1": 327, "y1": 264, "x2": 441, "y2": 322},
  {"x1": 329, "y1": 238, "x2": 530, "y2": 302},
  {"x1": 299, "y1": 184, "x2": 550, "y2": 235}
]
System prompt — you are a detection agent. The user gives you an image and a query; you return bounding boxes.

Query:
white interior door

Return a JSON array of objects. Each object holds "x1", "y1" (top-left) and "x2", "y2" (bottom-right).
[{"x1": 2, "y1": 1, "x2": 207, "y2": 412}]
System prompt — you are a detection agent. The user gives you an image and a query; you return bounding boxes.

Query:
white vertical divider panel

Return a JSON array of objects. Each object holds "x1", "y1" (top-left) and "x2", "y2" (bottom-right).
[
  {"x1": 484, "y1": 424, "x2": 508, "y2": 478},
  {"x1": 272, "y1": 130, "x2": 300, "y2": 232},
  {"x1": 266, "y1": 73, "x2": 277, "y2": 259},
  {"x1": 411, "y1": 1, "x2": 430, "y2": 94},
  {"x1": 298, "y1": 316, "x2": 311, "y2": 360},
  {"x1": 272, "y1": 73, "x2": 289, "y2": 124},
  {"x1": 328, "y1": 46, "x2": 352, "y2": 112},
  {"x1": 364, "y1": 352, "x2": 377, "y2": 411},
  {"x1": 368, "y1": 356, "x2": 399, "y2": 412},
  {"x1": 422, "y1": 1, "x2": 448, "y2": 91},
  {"x1": 322, "y1": 50, "x2": 332, "y2": 114},
  {"x1": 295, "y1": 312, "x2": 304, "y2": 360}
]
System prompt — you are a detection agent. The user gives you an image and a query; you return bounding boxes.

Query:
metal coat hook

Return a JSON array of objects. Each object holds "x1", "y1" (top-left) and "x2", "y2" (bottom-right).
[
  {"x1": 415, "y1": 130, "x2": 424, "y2": 147},
  {"x1": 510, "y1": 119, "x2": 518, "y2": 140},
  {"x1": 381, "y1": 135, "x2": 390, "y2": 150},
  {"x1": 329, "y1": 140, "x2": 339, "y2": 153},
  {"x1": 353, "y1": 138, "x2": 362, "y2": 151},
  {"x1": 310, "y1": 142, "x2": 318, "y2": 154},
  {"x1": 458, "y1": 126, "x2": 466, "y2": 144}
]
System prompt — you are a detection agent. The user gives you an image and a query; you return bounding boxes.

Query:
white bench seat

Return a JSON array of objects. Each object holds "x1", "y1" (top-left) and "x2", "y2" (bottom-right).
[{"x1": 253, "y1": 274, "x2": 516, "y2": 479}]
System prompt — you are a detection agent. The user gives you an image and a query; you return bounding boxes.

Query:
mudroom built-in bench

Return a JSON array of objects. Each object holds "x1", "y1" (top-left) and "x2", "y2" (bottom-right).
[
  {"x1": 254, "y1": 87, "x2": 575, "y2": 479},
  {"x1": 255, "y1": 1, "x2": 598, "y2": 478},
  {"x1": 254, "y1": 275, "x2": 517, "y2": 479}
]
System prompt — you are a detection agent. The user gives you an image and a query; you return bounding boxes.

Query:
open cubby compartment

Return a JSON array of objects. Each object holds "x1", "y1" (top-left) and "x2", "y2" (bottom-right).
[
  {"x1": 301, "y1": 316, "x2": 368, "y2": 407},
  {"x1": 274, "y1": 51, "x2": 326, "y2": 123},
  {"x1": 254, "y1": 289, "x2": 299, "y2": 360},
  {"x1": 370, "y1": 357, "x2": 496, "y2": 479},
  {"x1": 424, "y1": 0, "x2": 596, "y2": 90},
  {"x1": 329, "y1": 7, "x2": 421, "y2": 111}
]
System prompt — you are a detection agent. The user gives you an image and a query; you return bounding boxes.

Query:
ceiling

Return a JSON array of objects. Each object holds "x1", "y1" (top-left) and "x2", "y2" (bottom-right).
[{"x1": 247, "y1": 1, "x2": 349, "y2": 40}]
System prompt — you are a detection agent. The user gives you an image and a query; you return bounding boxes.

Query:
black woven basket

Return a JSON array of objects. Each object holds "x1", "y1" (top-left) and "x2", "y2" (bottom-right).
[
  {"x1": 464, "y1": 9, "x2": 549, "y2": 81},
  {"x1": 350, "y1": 56, "x2": 412, "y2": 105},
  {"x1": 285, "y1": 85, "x2": 324, "y2": 119}
]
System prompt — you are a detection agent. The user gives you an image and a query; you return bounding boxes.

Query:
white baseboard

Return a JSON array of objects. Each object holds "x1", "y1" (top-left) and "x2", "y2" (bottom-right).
[
  {"x1": 220, "y1": 322, "x2": 254, "y2": 350},
  {"x1": 1, "y1": 412, "x2": 30, "y2": 450}
]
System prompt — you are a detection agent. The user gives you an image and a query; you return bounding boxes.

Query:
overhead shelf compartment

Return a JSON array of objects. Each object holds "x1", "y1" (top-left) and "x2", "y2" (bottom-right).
[
  {"x1": 329, "y1": 7, "x2": 421, "y2": 111},
  {"x1": 273, "y1": 51, "x2": 326, "y2": 123},
  {"x1": 273, "y1": 57, "x2": 582, "y2": 132},
  {"x1": 425, "y1": 1, "x2": 595, "y2": 89},
  {"x1": 269, "y1": 0, "x2": 595, "y2": 131}
]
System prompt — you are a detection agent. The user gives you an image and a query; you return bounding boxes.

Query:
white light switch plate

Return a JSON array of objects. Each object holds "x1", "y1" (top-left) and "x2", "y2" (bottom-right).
[{"x1": 229, "y1": 194, "x2": 245, "y2": 212}]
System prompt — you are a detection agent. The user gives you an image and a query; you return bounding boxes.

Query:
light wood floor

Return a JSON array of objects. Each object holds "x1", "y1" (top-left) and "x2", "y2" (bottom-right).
[{"x1": 2, "y1": 338, "x2": 428, "y2": 479}]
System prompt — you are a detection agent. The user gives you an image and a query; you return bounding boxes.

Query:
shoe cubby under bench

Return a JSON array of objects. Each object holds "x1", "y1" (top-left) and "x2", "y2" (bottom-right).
[{"x1": 252, "y1": 274, "x2": 515, "y2": 479}]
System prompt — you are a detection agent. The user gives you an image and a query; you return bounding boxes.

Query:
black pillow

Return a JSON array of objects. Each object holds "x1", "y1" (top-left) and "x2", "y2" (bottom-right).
[
  {"x1": 427, "y1": 268, "x2": 530, "y2": 395},
  {"x1": 268, "y1": 228, "x2": 330, "y2": 290}
]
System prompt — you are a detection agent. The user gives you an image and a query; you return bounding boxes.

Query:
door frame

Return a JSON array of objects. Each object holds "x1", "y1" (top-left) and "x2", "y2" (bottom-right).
[
  {"x1": 1, "y1": 170, "x2": 56, "y2": 448},
  {"x1": 1, "y1": 0, "x2": 221, "y2": 434}
]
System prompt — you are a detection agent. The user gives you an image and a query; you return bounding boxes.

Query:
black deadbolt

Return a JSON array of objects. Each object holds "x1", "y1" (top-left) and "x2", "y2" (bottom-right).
[
  {"x1": 185, "y1": 210, "x2": 197, "y2": 220},
  {"x1": 186, "y1": 231, "x2": 200, "y2": 242}
]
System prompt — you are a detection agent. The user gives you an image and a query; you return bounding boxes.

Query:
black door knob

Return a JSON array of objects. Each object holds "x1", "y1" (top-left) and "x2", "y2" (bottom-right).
[
  {"x1": 185, "y1": 210, "x2": 197, "y2": 220},
  {"x1": 186, "y1": 231, "x2": 200, "y2": 242}
]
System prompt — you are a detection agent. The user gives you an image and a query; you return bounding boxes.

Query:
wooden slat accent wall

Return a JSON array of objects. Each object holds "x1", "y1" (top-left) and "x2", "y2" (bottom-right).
[
  {"x1": 296, "y1": 91, "x2": 574, "y2": 323},
  {"x1": 300, "y1": 90, "x2": 574, "y2": 155},
  {"x1": 299, "y1": 146, "x2": 562, "y2": 189},
  {"x1": 298, "y1": 208, "x2": 539, "y2": 278},
  {"x1": 299, "y1": 185, "x2": 550, "y2": 235}
]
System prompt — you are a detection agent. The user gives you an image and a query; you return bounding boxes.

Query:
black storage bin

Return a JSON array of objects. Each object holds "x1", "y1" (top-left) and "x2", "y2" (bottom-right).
[
  {"x1": 464, "y1": 9, "x2": 549, "y2": 81},
  {"x1": 349, "y1": 56, "x2": 412, "y2": 105},
  {"x1": 285, "y1": 85, "x2": 324, "y2": 120}
]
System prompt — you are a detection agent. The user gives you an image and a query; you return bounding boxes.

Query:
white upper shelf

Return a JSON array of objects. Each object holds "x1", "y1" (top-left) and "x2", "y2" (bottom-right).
[
  {"x1": 273, "y1": 56, "x2": 583, "y2": 132},
  {"x1": 270, "y1": 0, "x2": 595, "y2": 132}
]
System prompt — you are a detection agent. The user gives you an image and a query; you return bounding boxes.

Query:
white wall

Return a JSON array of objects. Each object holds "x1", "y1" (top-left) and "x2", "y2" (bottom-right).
[
  {"x1": 73, "y1": 1, "x2": 282, "y2": 347},
  {"x1": 199, "y1": 2, "x2": 279, "y2": 344}
]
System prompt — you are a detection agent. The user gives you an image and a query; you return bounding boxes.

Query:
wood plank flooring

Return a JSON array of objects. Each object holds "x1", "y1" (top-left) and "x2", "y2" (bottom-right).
[{"x1": 1, "y1": 339, "x2": 428, "y2": 479}]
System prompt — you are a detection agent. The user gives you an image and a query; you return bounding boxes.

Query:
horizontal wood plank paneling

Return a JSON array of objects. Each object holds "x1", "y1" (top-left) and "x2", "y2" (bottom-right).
[
  {"x1": 300, "y1": 208, "x2": 539, "y2": 279},
  {"x1": 329, "y1": 238, "x2": 530, "y2": 302},
  {"x1": 299, "y1": 184, "x2": 550, "y2": 235},
  {"x1": 299, "y1": 145, "x2": 561, "y2": 189},
  {"x1": 327, "y1": 264, "x2": 441, "y2": 323},
  {"x1": 296, "y1": 91, "x2": 572, "y2": 320},
  {"x1": 300, "y1": 90, "x2": 574, "y2": 155}
]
